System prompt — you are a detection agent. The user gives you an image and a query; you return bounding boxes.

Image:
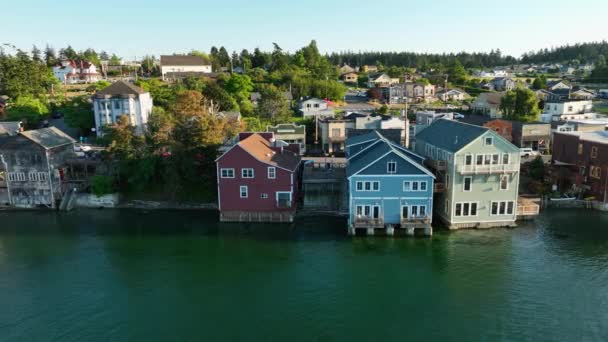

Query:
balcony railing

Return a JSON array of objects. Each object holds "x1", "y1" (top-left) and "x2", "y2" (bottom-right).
[
  {"x1": 426, "y1": 159, "x2": 447, "y2": 171},
  {"x1": 457, "y1": 164, "x2": 519, "y2": 174},
  {"x1": 401, "y1": 217, "x2": 431, "y2": 226},
  {"x1": 354, "y1": 217, "x2": 384, "y2": 228}
]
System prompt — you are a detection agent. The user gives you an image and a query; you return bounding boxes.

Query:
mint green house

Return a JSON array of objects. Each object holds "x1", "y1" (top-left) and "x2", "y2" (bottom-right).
[{"x1": 415, "y1": 119, "x2": 521, "y2": 229}]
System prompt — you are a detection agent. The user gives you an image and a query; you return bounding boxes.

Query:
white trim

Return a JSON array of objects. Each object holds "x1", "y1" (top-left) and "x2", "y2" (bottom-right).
[
  {"x1": 484, "y1": 136, "x2": 494, "y2": 146},
  {"x1": 267, "y1": 166, "x2": 276, "y2": 179},
  {"x1": 490, "y1": 200, "x2": 515, "y2": 216},
  {"x1": 239, "y1": 185, "x2": 248, "y2": 198},
  {"x1": 241, "y1": 168, "x2": 254, "y2": 178},
  {"x1": 220, "y1": 168, "x2": 235, "y2": 178},
  {"x1": 454, "y1": 201, "x2": 479, "y2": 217},
  {"x1": 216, "y1": 145, "x2": 299, "y2": 173},
  {"x1": 216, "y1": 163, "x2": 221, "y2": 210},
  {"x1": 500, "y1": 174, "x2": 509, "y2": 191},
  {"x1": 404, "y1": 180, "x2": 428, "y2": 192},
  {"x1": 351, "y1": 174, "x2": 430, "y2": 178},
  {"x1": 387, "y1": 160, "x2": 397, "y2": 174},
  {"x1": 351, "y1": 150, "x2": 435, "y2": 179},
  {"x1": 352, "y1": 197, "x2": 430, "y2": 200},
  {"x1": 463, "y1": 176, "x2": 472, "y2": 192}
]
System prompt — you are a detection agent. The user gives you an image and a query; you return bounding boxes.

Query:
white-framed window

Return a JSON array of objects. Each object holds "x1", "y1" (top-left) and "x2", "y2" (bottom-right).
[
  {"x1": 38, "y1": 172, "x2": 48, "y2": 181},
  {"x1": 492, "y1": 154, "x2": 499, "y2": 165},
  {"x1": 465, "y1": 154, "x2": 473, "y2": 166},
  {"x1": 403, "y1": 180, "x2": 427, "y2": 192},
  {"x1": 463, "y1": 176, "x2": 472, "y2": 192},
  {"x1": 387, "y1": 161, "x2": 397, "y2": 174},
  {"x1": 490, "y1": 201, "x2": 515, "y2": 215},
  {"x1": 355, "y1": 181, "x2": 380, "y2": 192},
  {"x1": 476, "y1": 154, "x2": 483, "y2": 165},
  {"x1": 241, "y1": 168, "x2": 254, "y2": 178},
  {"x1": 267, "y1": 167, "x2": 276, "y2": 179},
  {"x1": 590, "y1": 166, "x2": 601, "y2": 179},
  {"x1": 485, "y1": 137, "x2": 493, "y2": 146},
  {"x1": 260, "y1": 193, "x2": 268, "y2": 199},
  {"x1": 28, "y1": 172, "x2": 37, "y2": 181},
  {"x1": 220, "y1": 168, "x2": 235, "y2": 178},
  {"x1": 239, "y1": 186, "x2": 248, "y2": 198},
  {"x1": 403, "y1": 181, "x2": 411, "y2": 191},
  {"x1": 500, "y1": 175, "x2": 509, "y2": 190},
  {"x1": 455, "y1": 201, "x2": 478, "y2": 217},
  {"x1": 502, "y1": 153, "x2": 510, "y2": 165}
]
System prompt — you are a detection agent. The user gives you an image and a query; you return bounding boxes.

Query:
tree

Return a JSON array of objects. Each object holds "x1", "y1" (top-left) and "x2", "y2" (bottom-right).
[
  {"x1": 60, "y1": 45, "x2": 77, "y2": 60},
  {"x1": 224, "y1": 74, "x2": 254, "y2": 115},
  {"x1": 500, "y1": 88, "x2": 540, "y2": 122},
  {"x1": 203, "y1": 82, "x2": 239, "y2": 112},
  {"x1": 31, "y1": 45, "x2": 42, "y2": 63},
  {"x1": 103, "y1": 115, "x2": 143, "y2": 160},
  {"x1": 44, "y1": 45, "x2": 57, "y2": 67},
  {"x1": 448, "y1": 60, "x2": 468, "y2": 85},
  {"x1": 0, "y1": 50, "x2": 58, "y2": 98},
  {"x1": 5, "y1": 96, "x2": 49, "y2": 126},
  {"x1": 255, "y1": 84, "x2": 291, "y2": 123},
  {"x1": 61, "y1": 96, "x2": 95, "y2": 135},
  {"x1": 532, "y1": 75, "x2": 547, "y2": 90},
  {"x1": 146, "y1": 107, "x2": 175, "y2": 150},
  {"x1": 109, "y1": 54, "x2": 121, "y2": 65}
]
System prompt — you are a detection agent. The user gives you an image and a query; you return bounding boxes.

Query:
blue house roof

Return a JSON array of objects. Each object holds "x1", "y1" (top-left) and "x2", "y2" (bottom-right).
[
  {"x1": 346, "y1": 131, "x2": 432, "y2": 178},
  {"x1": 415, "y1": 119, "x2": 489, "y2": 153}
]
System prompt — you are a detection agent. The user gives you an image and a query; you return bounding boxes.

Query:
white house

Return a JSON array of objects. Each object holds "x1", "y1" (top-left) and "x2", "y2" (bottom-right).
[
  {"x1": 367, "y1": 73, "x2": 399, "y2": 88},
  {"x1": 53, "y1": 60, "x2": 101, "y2": 84},
  {"x1": 437, "y1": 89, "x2": 468, "y2": 102},
  {"x1": 160, "y1": 55, "x2": 213, "y2": 81},
  {"x1": 298, "y1": 98, "x2": 335, "y2": 118},
  {"x1": 471, "y1": 92, "x2": 505, "y2": 118},
  {"x1": 541, "y1": 100, "x2": 593, "y2": 121},
  {"x1": 92, "y1": 81, "x2": 153, "y2": 136}
]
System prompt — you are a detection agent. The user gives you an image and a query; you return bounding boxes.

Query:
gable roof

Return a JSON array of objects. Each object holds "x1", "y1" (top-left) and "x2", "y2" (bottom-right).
[
  {"x1": 347, "y1": 136, "x2": 432, "y2": 178},
  {"x1": 221, "y1": 133, "x2": 300, "y2": 172},
  {"x1": 95, "y1": 80, "x2": 146, "y2": 97},
  {"x1": 415, "y1": 119, "x2": 489, "y2": 153},
  {"x1": 160, "y1": 55, "x2": 211, "y2": 66},
  {"x1": 20, "y1": 127, "x2": 76, "y2": 149},
  {"x1": 475, "y1": 92, "x2": 504, "y2": 106}
]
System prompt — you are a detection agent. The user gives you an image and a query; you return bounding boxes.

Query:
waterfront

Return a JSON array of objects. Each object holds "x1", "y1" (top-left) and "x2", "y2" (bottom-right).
[{"x1": 0, "y1": 209, "x2": 607, "y2": 341}]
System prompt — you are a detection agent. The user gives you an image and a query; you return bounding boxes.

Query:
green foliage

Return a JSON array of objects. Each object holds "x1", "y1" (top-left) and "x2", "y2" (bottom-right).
[
  {"x1": 378, "y1": 104, "x2": 389, "y2": 114},
  {"x1": 91, "y1": 175, "x2": 115, "y2": 197},
  {"x1": 532, "y1": 75, "x2": 547, "y2": 90},
  {"x1": 61, "y1": 96, "x2": 95, "y2": 135},
  {"x1": 203, "y1": 82, "x2": 239, "y2": 112},
  {"x1": 448, "y1": 60, "x2": 468, "y2": 85},
  {"x1": 86, "y1": 80, "x2": 111, "y2": 92},
  {"x1": 255, "y1": 84, "x2": 291, "y2": 123},
  {"x1": 500, "y1": 88, "x2": 541, "y2": 122},
  {"x1": 135, "y1": 79, "x2": 176, "y2": 109},
  {"x1": 529, "y1": 156, "x2": 545, "y2": 181},
  {"x1": 0, "y1": 49, "x2": 58, "y2": 99},
  {"x1": 6, "y1": 96, "x2": 49, "y2": 126}
]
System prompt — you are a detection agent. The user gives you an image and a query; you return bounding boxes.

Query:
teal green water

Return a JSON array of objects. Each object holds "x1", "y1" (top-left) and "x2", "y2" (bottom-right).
[{"x1": 0, "y1": 209, "x2": 607, "y2": 341}]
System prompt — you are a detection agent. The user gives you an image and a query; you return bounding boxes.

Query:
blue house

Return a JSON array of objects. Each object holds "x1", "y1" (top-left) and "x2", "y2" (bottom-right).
[{"x1": 346, "y1": 131, "x2": 435, "y2": 236}]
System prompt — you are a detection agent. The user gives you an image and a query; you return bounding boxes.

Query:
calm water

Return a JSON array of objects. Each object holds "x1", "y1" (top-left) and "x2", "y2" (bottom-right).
[{"x1": 0, "y1": 209, "x2": 607, "y2": 341}]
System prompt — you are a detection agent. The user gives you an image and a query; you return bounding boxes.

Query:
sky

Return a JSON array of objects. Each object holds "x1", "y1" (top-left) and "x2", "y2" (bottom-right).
[{"x1": 3, "y1": 0, "x2": 608, "y2": 60}]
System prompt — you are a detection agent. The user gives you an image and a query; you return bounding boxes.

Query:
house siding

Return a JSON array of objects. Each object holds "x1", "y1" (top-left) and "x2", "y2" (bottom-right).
[{"x1": 217, "y1": 146, "x2": 297, "y2": 212}]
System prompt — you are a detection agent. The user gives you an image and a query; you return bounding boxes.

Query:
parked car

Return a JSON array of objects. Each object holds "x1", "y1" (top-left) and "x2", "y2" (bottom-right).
[
  {"x1": 454, "y1": 113, "x2": 465, "y2": 119},
  {"x1": 520, "y1": 148, "x2": 540, "y2": 158}
]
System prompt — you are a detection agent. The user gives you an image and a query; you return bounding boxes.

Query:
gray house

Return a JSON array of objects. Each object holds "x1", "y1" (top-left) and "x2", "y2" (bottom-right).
[{"x1": 0, "y1": 127, "x2": 76, "y2": 208}]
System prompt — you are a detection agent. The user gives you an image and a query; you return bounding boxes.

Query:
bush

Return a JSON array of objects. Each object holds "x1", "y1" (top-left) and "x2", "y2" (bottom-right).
[{"x1": 91, "y1": 175, "x2": 115, "y2": 197}]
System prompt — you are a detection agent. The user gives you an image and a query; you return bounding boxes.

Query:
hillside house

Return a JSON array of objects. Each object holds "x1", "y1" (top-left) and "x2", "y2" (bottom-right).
[
  {"x1": 160, "y1": 55, "x2": 213, "y2": 81},
  {"x1": 53, "y1": 60, "x2": 101, "y2": 84},
  {"x1": 298, "y1": 98, "x2": 335, "y2": 118},
  {"x1": 266, "y1": 123, "x2": 306, "y2": 155},
  {"x1": 92, "y1": 81, "x2": 153, "y2": 136},
  {"x1": 472, "y1": 92, "x2": 505, "y2": 118}
]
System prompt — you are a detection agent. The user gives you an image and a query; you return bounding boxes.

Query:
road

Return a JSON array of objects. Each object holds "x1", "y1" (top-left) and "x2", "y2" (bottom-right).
[{"x1": 340, "y1": 90, "x2": 375, "y2": 112}]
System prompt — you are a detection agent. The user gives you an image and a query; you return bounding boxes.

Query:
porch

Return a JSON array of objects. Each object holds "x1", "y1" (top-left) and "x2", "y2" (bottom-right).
[{"x1": 220, "y1": 210, "x2": 296, "y2": 223}]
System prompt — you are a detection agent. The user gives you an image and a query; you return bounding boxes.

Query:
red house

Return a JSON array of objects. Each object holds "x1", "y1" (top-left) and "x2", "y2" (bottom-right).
[{"x1": 216, "y1": 133, "x2": 301, "y2": 222}]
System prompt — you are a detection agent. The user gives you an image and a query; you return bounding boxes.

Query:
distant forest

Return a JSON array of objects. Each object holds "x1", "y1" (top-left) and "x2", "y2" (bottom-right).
[{"x1": 328, "y1": 41, "x2": 608, "y2": 69}]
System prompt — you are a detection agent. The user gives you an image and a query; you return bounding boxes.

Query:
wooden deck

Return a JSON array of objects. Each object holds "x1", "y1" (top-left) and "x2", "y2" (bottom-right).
[{"x1": 220, "y1": 211, "x2": 296, "y2": 223}]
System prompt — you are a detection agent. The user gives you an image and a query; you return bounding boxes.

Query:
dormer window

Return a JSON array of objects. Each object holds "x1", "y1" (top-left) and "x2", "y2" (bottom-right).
[{"x1": 387, "y1": 161, "x2": 397, "y2": 174}]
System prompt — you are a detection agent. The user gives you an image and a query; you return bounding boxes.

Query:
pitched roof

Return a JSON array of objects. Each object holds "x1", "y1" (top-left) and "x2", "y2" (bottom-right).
[
  {"x1": 95, "y1": 80, "x2": 146, "y2": 97},
  {"x1": 160, "y1": 55, "x2": 211, "y2": 66},
  {"x1": 236, "y1": 134, "x2": 300, "y2": 171},
  {"x1": 20, "y1": 127, "x2": 76, "y2": 149},
  {"x1": 348, "y1": 128, "x2": 402, "y2": 146},
  {"x1": 475, "y1": 92, "x2": 504, "y2": 106},
  {"x1": 347, "y1": 132, "x2": 431, "y2": 177},
  {"x1": 560, "y1": 130, "x2": 608, "y2": 144},
  {"x1": 415, "y1": 119, "x2": 489, "y2": 153}
]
